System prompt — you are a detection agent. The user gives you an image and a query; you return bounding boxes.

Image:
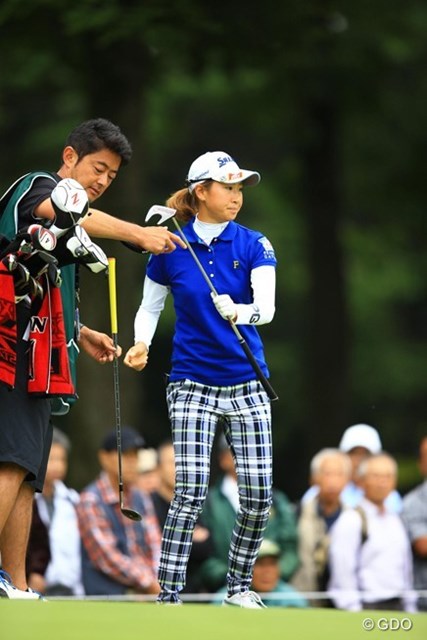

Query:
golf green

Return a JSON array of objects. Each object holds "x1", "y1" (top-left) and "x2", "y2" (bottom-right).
[{"x1": 1, "y1": 601, "x2": 426, "y2": 640}]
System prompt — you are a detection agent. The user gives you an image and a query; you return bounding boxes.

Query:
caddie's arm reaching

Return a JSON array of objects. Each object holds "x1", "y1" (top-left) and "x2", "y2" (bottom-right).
[
  {"x1": 82, "y1": 209, "x2": 185, "y2": 255},
  {"x1": 78, "y1": 326, "x2": 122, "y2": 364},
  {"x1": 33, "y1": 179, "x2": 186, "y2": 255}
]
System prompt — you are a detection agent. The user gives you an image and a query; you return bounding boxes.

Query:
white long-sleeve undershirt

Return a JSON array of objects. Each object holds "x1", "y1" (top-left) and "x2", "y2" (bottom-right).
[{"x1": 133, "y1": 265, "x2": 276, "y2": 347}]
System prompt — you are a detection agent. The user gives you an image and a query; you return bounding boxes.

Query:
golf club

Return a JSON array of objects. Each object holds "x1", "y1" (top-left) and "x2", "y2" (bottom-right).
[
  {"x1": 145, "y1": 205, "x2": 278, "y2": 402},
  {"x1": 107, "y1": 257, "x2": 142, "y2": 521}
]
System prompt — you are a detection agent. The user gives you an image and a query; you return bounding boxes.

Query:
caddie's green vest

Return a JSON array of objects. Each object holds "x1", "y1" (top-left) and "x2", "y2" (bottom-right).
[{"x1": 0, "y1": 172, "x2": 78, "y2": 414}]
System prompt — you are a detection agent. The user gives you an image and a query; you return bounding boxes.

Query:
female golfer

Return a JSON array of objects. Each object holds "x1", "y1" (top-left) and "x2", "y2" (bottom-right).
[{"x1": 124, "y1": 151, "x2": 277, "y2": 608}]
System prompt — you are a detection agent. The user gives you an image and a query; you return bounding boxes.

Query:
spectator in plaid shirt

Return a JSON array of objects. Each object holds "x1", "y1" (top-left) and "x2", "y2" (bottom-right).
[{"x1": 76, "y1": 426, "x2": 161, "y2": 595}]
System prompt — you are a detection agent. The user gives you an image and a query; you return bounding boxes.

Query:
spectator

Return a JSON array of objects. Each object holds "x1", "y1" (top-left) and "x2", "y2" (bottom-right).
[
  {"x1": 290, "y1": 448, "x2": 352, "y2": 606},
  {"x1": 150, "y1": 440, "x2": 214, "y2": 594},
  {"x1": 302, "y1": 424, "x2": 403, "y2": 512},
  {"x1": 328, "y1": 453, "x2": 417, "y2": 612},
  {"x1": 24, "y1": 501, "x2": 50, "y2": 590},
  {"x1": 76, "y1": 426, "x2": 161, "y2": 596},
  {"x1": 199, "y1": 436, "x2": 299, "y2": 592},
  {"x1": 401, "y1": 435, "x2": 427, "y2": 612},
  {"x1": 148, "y1": 441, "x2": 176, "y2": 528},
  {"x1": 26, "y1": 427, "x2": 84, "y2": 596},
  {"x1": 215, "y1": 539, "x2": 308, "y2": 608}
]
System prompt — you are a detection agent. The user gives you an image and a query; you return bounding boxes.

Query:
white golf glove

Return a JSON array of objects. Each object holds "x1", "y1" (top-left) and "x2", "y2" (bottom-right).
[{"x1": 211, "y1": 293, "x2": 237, "y2": 321}]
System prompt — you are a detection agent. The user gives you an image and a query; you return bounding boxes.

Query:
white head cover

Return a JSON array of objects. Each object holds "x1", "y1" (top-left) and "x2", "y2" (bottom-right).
[
  {"x1": 339, "y1": 423, "x2": 382, "y2": 454},
  {"x1": 186, "y1": 151, "x2": 260, "y2": 191}
]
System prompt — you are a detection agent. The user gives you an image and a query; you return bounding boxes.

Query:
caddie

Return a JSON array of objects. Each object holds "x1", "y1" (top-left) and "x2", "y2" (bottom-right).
[{"x1": 0, "y1": 118, "x2": 185, "y2": 600}]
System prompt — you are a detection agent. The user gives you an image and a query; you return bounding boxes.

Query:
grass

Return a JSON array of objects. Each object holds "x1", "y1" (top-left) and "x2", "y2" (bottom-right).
[{"x1": 1, "y1": 601, "x2": 426, "y2": 640}]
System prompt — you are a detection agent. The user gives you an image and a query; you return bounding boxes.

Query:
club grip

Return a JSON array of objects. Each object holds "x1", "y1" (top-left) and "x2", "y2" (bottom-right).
[{"x1": 108, "y1": 257, "x2": 118, "y2": 334}]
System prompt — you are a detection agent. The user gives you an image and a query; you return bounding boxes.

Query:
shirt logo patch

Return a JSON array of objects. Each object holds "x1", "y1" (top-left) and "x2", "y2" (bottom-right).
[
  {"x1": 258, "y1": 236, "x2": 275, "y2": 260},
  {"x1": 233, "y1": 260, "x2": 240, "y2": 269}
]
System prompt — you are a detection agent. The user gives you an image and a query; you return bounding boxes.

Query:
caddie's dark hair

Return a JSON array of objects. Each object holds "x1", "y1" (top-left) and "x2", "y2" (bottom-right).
[{"x1": 65, "y1": 118, "x2": 133, "y2": 165}]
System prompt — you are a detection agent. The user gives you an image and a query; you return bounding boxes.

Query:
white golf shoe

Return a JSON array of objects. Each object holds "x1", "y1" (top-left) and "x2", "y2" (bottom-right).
[
  {"x1": 0, "y1": 571, "x2": 45, "y2": 600},
  {"x1": 223, "y1": 590, "x2": 267, "y2": 609}
]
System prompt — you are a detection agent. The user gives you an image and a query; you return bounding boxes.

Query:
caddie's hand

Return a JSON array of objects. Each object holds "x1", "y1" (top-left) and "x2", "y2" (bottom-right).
[
  {"x1": 137, "y1": 226, "x2": 186, "y2": 255},
  {"x1": 124, "y1": 341, "x2": 149, "y2": 371},
  {"x1": 78, "y1": 326, "x2": 122, "y2": 363},
  {"x1": 211, "y1": 293, "x2": 237, "y2": 322}
]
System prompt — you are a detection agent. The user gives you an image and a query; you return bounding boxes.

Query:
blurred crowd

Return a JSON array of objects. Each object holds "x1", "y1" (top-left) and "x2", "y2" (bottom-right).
[{"x1": 15, "y1": 422, "x2": 427, "y2": 611}]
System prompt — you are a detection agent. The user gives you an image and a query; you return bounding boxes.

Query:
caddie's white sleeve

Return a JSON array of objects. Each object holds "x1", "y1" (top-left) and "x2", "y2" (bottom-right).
[
  {"x1": 134, "y1": 276, "x2": 169, "y2": 347},
  {"x1": 234, "y1": 265, "x2": 276, "y2": 325}
]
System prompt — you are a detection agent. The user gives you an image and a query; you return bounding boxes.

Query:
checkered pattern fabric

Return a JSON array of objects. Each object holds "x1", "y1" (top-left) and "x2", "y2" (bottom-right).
[{"x1": 157, "y1": 379, "x2": 272, "y2": 602}]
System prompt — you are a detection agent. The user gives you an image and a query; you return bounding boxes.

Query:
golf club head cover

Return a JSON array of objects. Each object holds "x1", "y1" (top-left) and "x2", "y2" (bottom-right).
[
  {"x1": 26, "y1": 224, "x2": 57, "y2": 252},
  {"x1": 0, "y1": 225, "x2": 55, "y2": 261},
  {"x1": 211, "y1": 293, "x2": 237, "y2": 321},
  {"x1": 49, "y1": 178, "x2": 90, "y2": 237},
  {"x1": 65, "y1": 225, "x2": 108, "y2": 273},
  {"x1": 0, "y1": 226, "x2": 59, "y2": 300}
]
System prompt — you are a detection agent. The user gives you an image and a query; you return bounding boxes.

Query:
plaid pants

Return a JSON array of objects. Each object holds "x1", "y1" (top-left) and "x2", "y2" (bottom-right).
[{"x1": 157, "y1": 379, "x2": 273, "y2": 602}]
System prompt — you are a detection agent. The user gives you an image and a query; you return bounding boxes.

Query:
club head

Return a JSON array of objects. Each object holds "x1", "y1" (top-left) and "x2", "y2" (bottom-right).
[
  {"x1": 14, "y1": 262, "x2": 31, "y2": 285},
  {"x1": 4, "y1": 253, "x2": 18, "y2": 271},
  {"x1": 32, "y1": 277, "x2": 44, "y2": 298},
  {"x1": 35, "y1": 250, "x2": 58, "y2": 265},
  {"x1": 27, "y1": 224, "x2": 57, "y2": 252},
  {"x1": 48, "y1": 263, "x2": 62, "y2": 287},
  {"x1": 145, "y1": 205, "x2": 177, "y2": 225},
  {"x1": 121, "y1": 507, "x2": 142, "y2": 522}
]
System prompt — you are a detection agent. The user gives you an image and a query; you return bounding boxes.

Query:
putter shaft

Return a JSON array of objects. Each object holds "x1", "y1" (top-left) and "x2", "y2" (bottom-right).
[{"x1": 108, "y1": 257, "x2": 142, "y2": 521}]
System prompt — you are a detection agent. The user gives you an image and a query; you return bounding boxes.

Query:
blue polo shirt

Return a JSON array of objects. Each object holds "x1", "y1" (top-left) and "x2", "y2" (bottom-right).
[{"x1": 146, "y1": 218, "x2": 277, "y2": 386}]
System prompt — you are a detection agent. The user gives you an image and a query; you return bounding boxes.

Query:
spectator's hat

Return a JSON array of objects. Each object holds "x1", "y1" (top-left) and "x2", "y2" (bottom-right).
[
  {"x1": 257, "y1": 539, "x2": 281, "y2": 559},
  {"x1": 339, "y1": 424, "x2": 382, "y2": 455},
  {"x1": 101, "y1": 426, "x2": 145, "y2": 453}
]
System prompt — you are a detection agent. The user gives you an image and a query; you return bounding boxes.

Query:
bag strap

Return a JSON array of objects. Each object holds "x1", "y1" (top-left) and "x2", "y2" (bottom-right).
[
  {"x1": 354, "y1": 505, "x2": 369, "y2": 545},
  {"x1": 0, "y1": 171, "x2": 57, "y2": 216}
]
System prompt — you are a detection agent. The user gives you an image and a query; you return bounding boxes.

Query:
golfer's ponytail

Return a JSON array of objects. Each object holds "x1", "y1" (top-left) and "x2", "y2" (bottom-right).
[{"x1": 166, "y1": 188, "x2": 197, "y2": 223}]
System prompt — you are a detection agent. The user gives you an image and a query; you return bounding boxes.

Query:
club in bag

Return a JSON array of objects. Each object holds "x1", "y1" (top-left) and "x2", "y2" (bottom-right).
[
  {"x1": 107, "y1": 257, "x2": 142, "y2": 521},
  {"x1": 145, "y1": 205, "x2": 278, "y2": 401}
]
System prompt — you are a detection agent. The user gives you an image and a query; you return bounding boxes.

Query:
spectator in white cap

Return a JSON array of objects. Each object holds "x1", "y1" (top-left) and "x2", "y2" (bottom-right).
[
  {"x1": 339, "y1": 423, "x2": 382, "y2": 455},
  {"x1": 301, "y1": 424, "x2": 402, "y2": 513}
]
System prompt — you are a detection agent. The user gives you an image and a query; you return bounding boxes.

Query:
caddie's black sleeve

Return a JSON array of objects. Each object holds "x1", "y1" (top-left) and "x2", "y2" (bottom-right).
[{"x1": 18, "y1": 175, "x2": 60, "y2": 228}]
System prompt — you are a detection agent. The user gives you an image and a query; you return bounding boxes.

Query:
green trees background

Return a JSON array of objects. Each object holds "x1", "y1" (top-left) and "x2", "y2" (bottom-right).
[{"x1": 1, "y1": 0, "x2": 426, "y2": 499}]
